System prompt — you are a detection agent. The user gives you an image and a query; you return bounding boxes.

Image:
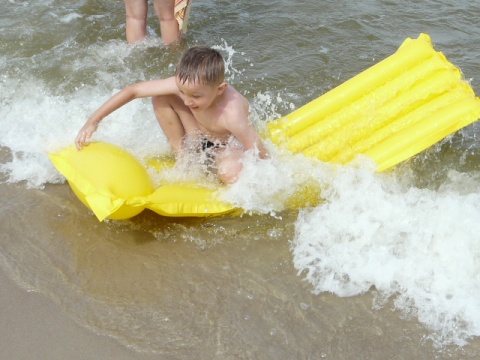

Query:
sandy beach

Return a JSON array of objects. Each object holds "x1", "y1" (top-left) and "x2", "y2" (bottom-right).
[
  {"x1": 2, "y1": 183, "x2": 480, "y2": 360},
  {"x1": 3, "y1": 253, "x2": 480, "y2": 360},
  {"x1": 0, "y1": 269, "x2": 160, "y2": 360}
]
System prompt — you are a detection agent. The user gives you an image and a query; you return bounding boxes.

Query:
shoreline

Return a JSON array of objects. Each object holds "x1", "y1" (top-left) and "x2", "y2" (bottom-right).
[{"x1": 0, "y1": 269, "x2": 159, "y2": 360}]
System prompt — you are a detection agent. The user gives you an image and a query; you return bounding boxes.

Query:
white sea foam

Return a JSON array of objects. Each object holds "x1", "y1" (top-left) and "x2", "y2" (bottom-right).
[
  {"x1": 291, "y1": 162, "x2": 480, "y2": 346},
  {"x1": 0, "y1": 72, "x2": 164, "y2": 188},
  {"x1": 0, "y1": 37, "x2": 172, "y2": 188}
]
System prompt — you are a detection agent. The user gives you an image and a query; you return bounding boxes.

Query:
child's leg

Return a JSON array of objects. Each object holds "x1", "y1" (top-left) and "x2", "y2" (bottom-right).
[
  {"x1": 215, "y1": 147, "x2": 244, "y2": 184},
  {"x1": 153, "y1": 0, "x2": 180, "y2": 45},
  {"x1": 124, "y1": 0, "x2": 148, "y2": 43},
  {"x1": 151, "y1": 94, "x2": 198, "y2": 155}
]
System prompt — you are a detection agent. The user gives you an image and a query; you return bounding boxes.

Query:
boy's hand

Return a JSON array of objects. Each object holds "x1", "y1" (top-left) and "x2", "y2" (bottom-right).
[{"x1": 75, "y1": 121, "x2": 98, "y2": 150}]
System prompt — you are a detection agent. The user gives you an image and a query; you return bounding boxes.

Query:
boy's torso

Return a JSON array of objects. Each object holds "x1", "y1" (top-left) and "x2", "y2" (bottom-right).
[{"x1": 191, "y1": 86, "x2": 249, "y2": 142}]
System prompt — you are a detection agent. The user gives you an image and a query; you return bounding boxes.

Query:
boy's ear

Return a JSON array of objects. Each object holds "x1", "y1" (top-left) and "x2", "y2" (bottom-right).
[{"x1": 217, "y1": 82, "x2": 227, "y2": 94}]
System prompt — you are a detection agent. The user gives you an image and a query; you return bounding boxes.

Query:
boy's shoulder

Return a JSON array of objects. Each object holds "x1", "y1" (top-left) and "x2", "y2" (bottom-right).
[
  {"x1": 224, "y1": 84, "x2": 248, "y2": 103},
  {"x1": 220, "y1": 86, "x2": 249, "y2": 120}
]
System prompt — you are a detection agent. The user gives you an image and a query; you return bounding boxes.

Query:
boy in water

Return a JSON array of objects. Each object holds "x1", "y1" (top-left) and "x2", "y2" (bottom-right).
[{"x1": 75, "y1": 45, "x2": 269, "y2": 184}]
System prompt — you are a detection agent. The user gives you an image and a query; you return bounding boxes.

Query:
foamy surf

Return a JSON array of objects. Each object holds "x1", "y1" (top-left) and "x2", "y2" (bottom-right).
[{"x1": 292, "y1": 162, "x2": 480, "y2": 347}]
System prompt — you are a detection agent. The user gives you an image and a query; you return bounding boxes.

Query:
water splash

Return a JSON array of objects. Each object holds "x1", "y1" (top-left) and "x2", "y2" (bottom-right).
[{"x1": 291, "y1": 162, "x2": 480, "y2": 347}]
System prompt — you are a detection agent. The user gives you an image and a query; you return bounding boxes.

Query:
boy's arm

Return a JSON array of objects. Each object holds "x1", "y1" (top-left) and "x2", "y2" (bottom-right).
[
  {"x1": 75, "y1": 77, "x2": 178, "y2": 149},
  {"x1": 227, "y1": 110, "x2": 269, "y2": 159}
]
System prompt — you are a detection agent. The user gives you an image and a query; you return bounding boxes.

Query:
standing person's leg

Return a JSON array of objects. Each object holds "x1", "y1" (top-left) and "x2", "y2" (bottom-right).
[
  {"x1": 153, "y1": 0, "x2": 180, "y2": 45},
  {"x1": 124, "y1": 0, "x2": 149, "y2": 43}
]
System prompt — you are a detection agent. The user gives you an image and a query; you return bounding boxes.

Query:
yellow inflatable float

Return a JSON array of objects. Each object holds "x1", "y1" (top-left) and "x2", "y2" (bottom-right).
[
  {"x1": 267, "y1": 33, "x2": 480, "y2": 171},
  {"x1": 50, "y1": 34, "x2": 480, "y2": 221},
  {"x1": 49, "y1": 142, "x2": 237, "y2": 221}
]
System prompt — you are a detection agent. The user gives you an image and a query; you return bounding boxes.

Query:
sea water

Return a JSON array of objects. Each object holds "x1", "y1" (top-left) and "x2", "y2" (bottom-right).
[{"x1": 1, "y1": 0, "x2": 480, "y2": 358}]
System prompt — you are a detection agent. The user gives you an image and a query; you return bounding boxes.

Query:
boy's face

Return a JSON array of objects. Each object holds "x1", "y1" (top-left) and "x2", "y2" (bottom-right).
[{"x1": 175, "y1": 77, "x2": 226, "y2": 111}]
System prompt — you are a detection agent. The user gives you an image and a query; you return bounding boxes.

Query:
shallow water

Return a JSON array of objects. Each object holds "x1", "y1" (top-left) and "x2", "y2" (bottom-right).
[{"x1": 1, "y1": 0, "x2": 480, "y2": 358}]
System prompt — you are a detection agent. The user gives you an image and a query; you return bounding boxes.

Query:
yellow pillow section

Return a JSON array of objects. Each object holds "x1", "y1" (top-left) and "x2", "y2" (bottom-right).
[{"x1": 49, "y1": 142, "x2": 237, "y2": 221}]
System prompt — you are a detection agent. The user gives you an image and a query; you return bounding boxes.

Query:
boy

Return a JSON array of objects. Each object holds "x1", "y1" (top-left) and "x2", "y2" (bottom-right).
[{"x1": 75, "y1": 45, "x2": 269, "y2": 184}]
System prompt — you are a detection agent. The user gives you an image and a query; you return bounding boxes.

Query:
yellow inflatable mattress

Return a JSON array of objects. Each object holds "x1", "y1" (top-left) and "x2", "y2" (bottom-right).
[
  {"x1": 268, "y1": 33, "x2": 480, "y2": 171},
  {"x1": 50, "y1": 34, "x2": 480, "y2": 220}
]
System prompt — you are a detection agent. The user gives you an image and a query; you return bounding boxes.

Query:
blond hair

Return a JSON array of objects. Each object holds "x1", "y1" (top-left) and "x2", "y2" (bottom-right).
[{"x1": 175, "y1": 46, "x2": 225, "y2": 87}]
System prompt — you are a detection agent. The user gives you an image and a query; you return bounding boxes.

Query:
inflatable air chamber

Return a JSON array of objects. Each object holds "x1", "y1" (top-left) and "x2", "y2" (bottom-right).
[{"x1": 50, "y1": 34, "x2": 480, "y2": 220}]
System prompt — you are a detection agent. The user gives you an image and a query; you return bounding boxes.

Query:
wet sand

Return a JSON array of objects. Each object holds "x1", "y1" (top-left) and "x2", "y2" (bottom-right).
[
  {"x1": 3, "y1": 263, "x2": 479, "y2": 360},
  {"x1": 0, "y1": 269, "x2": 160, "y2": 360},
  {"x1": 1, "y1": 183, "x2": 479, "y2": 359}
]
